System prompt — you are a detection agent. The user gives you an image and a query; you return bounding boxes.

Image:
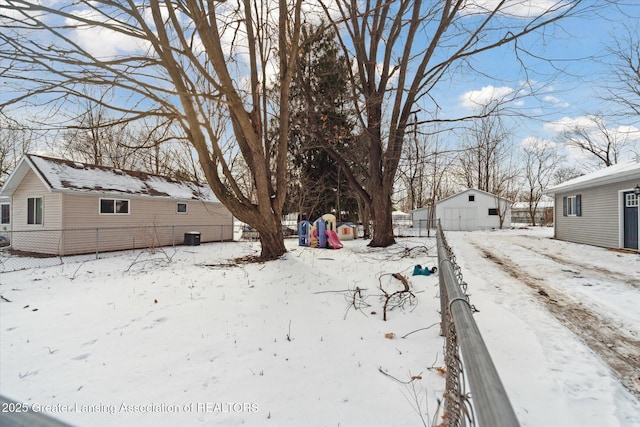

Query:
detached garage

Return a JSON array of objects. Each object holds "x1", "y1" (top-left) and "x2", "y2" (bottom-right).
[
  {"x1": 434, "y1": 188, "x2": 511, "y2": 231},
  {"x1": 545, "y1": 159, "x2": 640, "y2": 250}
]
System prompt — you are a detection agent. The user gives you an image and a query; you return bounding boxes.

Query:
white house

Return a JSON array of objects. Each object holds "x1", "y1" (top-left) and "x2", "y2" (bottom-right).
[
  {"x1": 411, "y1": 205, "x2": 435, "y2": 229},
  {"x1": 431, "y1": 188, "x2": 511, "y2": 231},
  {"x1": 0, "y1": 154, "x2": 234, "y2": 255},
  {"x1": 545, "y1": 159, "x2": 640, "y2": 250}
]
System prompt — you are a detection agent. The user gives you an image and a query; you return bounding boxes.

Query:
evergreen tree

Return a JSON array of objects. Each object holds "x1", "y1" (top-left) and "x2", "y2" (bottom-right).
[{"x1": 285, "y1": 25, "x2": 362, "y2": 223}]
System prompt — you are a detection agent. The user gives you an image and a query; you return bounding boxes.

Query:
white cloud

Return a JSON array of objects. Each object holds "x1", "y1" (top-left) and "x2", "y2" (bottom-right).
[
  {"x1": 543, "y1": 95, "x2": 570, "y2": 109},
  {"x1": 615, "y1": 125, "x2": 640, "y2": 141},
  {"x1": 460, "y1": 85, "x2": 515, "y2": 109},
  {"x1": 520, "y1": 136, "x2": 556, "y2": 151},
  {"x1": 459, "y1": 0, "x2": 570, "y2": 19},
  {"x1": 66, "y1": 9, "x2": 147, "y2": 59},
  {"x1": 544, "y1": 115, "x2": 596, "y2": 133}
]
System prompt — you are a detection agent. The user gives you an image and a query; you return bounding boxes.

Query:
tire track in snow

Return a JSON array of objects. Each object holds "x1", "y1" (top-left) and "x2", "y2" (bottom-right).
[
  {"x1": 506, "y1": 237, "x2": 640, "y2": 289},
  {"x1": 472, "y1": 242, "x2": 640, "y2": 399}
]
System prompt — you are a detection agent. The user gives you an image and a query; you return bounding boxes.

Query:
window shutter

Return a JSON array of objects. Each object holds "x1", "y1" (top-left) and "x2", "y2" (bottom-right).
[
  {"x1": 576, "y1": 194, "x2": 582, "y2": 216},
  {"x1": 562, "y1": 196, "x2": 567, "y2": 216}
]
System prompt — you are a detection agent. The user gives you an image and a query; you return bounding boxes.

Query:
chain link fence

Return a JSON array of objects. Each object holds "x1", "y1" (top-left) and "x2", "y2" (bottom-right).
[
  {"x1": 0, "y1": 224, "x2": 233, "y2": 273},
  {"x1": 436, "y1": 220, "x2": 520, "y2": 427}
]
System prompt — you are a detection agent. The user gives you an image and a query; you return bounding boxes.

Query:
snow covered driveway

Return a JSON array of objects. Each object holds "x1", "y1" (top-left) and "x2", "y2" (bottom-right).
[{"x1": 446, "y1": 228, "x2": 640, "y2": 427}]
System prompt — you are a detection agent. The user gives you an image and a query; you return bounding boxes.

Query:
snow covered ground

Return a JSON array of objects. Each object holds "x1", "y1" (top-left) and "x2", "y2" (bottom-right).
[
  {"x1": 1, "y1": 228, "x2": 639, "y2": 426},
  {"x1": 446, "y1": 227, "x2": 640, "y2": 427}
]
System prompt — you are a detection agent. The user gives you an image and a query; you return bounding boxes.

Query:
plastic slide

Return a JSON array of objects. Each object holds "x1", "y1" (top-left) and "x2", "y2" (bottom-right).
[{"x1": 325, "y1": 230, "x2": 343, "y2": 249}]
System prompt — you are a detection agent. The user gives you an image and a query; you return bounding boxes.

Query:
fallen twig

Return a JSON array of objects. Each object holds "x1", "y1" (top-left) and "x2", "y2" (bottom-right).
[{"x1": 401, "y1": 322, "x2": 440, "y2": 339}]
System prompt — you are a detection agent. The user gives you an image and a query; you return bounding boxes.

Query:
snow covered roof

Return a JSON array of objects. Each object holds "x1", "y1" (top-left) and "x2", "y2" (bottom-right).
[
  {"x1": 545, "y1": 159, "x2": 640, "y2": 194},
  {"x1": 512, "y1": 200, "x2": 554, "y2": 210},
  {"x1": 0, "y1": 154, "x2": 219, "y2": 202},
  {"x1": 434, "y1": 188, "x2": 512, "y2": 205}
]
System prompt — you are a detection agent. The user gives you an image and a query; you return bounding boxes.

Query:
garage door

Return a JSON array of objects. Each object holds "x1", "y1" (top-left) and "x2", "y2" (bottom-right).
[{"x1": 443, "y1": 207, "x2": 477, "y2": 231}]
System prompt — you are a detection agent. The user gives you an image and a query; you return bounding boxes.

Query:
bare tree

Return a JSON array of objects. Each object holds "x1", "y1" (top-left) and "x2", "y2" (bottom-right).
[
  {"x1": 603, "y1": 24, "x2": 640, "y2": 119},
  {"x1": 61, "y1": 97, "x2": 134, "y2": 168},
  {"x1": 520, "y1": 139, "x2": 563, "y2": 226},
  {"x1": 318, "y1": 0, "x2": 599, "y2": 246},
  {"x1": 0, "y1": 117, "x2": 34, "y2": 185},
  {"x1": 458, "y1": 109, "x2": 513, "y2": 193},
  {"x1": 559, "y1": 113, "x2": 630, "y2": 168},
  {"x1": 0, "y1": 0, "x2": 305, "y2": 259},
  {"x1": 457, "y1": 108, "x2": 518, "y2": 229}
]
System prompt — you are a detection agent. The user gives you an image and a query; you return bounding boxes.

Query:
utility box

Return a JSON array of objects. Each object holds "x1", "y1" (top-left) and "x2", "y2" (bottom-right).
[{"x1": 184, "y1": 231, "x2": 201, "y2": 246}]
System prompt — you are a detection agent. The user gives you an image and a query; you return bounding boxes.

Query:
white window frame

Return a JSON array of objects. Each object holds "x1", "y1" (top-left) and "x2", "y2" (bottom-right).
[
  {"x1": 99, "y1": 198, "x2": 130, "y2": 215},
  {"x1": 27, "y1": 197, "x2": 44, "y2": 225},
  {"x1": 0, "y1": 203, "x2": 9, "y2": 225},
  {"x1": 176, "y1": 202, "x2": 188, "y2": 214},
  {"x1": 626, "y1": 193, "x2": 638, "y2": 208},
  {"x1": 567, "y1": 196, "x2": 577, "y2": 216}
]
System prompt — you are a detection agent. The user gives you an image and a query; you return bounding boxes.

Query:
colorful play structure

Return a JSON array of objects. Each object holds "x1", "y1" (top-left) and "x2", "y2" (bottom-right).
[{"x1": 298, "y1": 213, "x2": 344, "y2": 249}]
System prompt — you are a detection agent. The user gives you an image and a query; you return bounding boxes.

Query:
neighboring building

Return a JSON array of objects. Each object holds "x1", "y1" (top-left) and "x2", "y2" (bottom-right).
[
  {"x1": 545, "y1": 159, "x2": 640, "y2": 251},
  {"x1": 511, "y1": 197, "x2": 554, "y2": 225},
  {"x1": 392, "y1": 210, "x2": 411, "y2": 225},
  {"x1": 411, "y1": 205, "x2": 435, "y2": 229},
  {"x1": 0, "y1": 154, "x2": 234, "y2": 255},
  {"x1": 422, "y1": 188, "x2": 511, "y2": 231}
]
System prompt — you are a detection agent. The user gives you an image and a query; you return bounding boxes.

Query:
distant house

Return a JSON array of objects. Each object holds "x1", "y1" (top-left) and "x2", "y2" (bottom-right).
[
  {"x1": 418, "y1": 188, "x2": 511, "y2": 231},
  {"x1": 545, "y1": 159, "x2": 640, "y2": 251},
  {"x1": 0, "y1": 154, "x2": 234, "y2": 255},
  {"x1": 411, "y1": 205, "x2": 435, "y2": 229},
  {"x1": 511, "y1": 197, "x2": 554, "y2": 225}
]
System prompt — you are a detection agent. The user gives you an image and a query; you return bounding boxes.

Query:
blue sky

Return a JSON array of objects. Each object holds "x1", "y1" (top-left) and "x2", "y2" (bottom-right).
[
  {"x1": 1, "y1": 0, "x2": 638, "y2": 168},
  {"x1": 430, "y1": 1, "x2": 640, "y2": 164}
]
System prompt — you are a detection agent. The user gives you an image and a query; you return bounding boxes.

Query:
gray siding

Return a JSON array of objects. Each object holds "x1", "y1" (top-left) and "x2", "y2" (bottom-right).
[{"x1": 554, "y1": 178, "x2": 637, "y2": 249}]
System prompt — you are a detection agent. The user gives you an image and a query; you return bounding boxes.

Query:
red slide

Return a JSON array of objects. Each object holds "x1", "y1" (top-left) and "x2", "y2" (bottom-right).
[{"x1": 326, "y1": 230, "x2": 343, "y2": 249}]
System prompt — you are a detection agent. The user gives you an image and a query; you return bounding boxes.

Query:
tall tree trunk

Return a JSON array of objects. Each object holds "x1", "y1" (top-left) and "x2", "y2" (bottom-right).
[
  {"x1": 369, "y1": 185, "x2": 395, "y2": 246},
  {"x1": 255, "y1": 225, "x2": 286, "y2": 260}
]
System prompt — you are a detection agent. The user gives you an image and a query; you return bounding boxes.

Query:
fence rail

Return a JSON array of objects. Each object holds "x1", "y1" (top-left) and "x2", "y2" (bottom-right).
[
  {"x1": 0, "y1": 224, "x2": 233, "y2": 273},
  {"x1": 436, "y1": 220, "x2": 520, "y2": 427}
]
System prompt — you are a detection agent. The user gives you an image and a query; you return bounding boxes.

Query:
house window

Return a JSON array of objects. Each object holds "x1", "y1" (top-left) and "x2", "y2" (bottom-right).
[
  {"x1": 99, "y1": 198, "x2": 130, "y2": 215},
  {"x1": 0, "y1": 203, "x2": 9, "y2": 225},
  {"x1": 488, "y1": 208, "x2": 499, "y2": 216},
  {"x1": 563, "y1": 194, "x2": 582, "y2": 217},
  {"x1": 177, "y1": 202, "x2": 187, "y2": 213},
  {"x1": 468, "y1": 195, "x2": 475, "y2": 202},
  {"x1": 626, "y1": 193, "x2": 638, "y2": 207},
  {"x1": 27, "y1": 197, "x2": 43, "y2": 224}
]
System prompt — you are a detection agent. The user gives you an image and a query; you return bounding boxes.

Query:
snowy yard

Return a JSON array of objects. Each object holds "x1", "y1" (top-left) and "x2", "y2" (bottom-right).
[{"x1": 1, "y1": 228, "x2": 639, "y2": 427}]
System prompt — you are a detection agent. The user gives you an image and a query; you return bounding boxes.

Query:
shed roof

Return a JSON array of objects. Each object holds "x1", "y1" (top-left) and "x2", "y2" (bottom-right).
[
  {"x1": 435, "y1": 188, "x2": 511, "y2": 205},
  {"x1": 545, "y1": 159, "x2": 640, "y2": 194},
  {"x1": 0, "y1": 154, "x2": 219, "y2": 202}
]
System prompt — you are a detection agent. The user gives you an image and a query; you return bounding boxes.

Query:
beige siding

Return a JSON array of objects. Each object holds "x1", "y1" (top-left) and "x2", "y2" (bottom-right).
[
  {"x1": 9, "y1": 176, "x2": 233, "y2": 255},
  {"x1": 10, "y1": 170, "x2": 63, "y2": 254},
  {"x1": 554, "y1": 178, "x2": 636, "y2": 249},
  {"x1": 57, "y1": 194, "x2": 233, "y2": 255}
]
